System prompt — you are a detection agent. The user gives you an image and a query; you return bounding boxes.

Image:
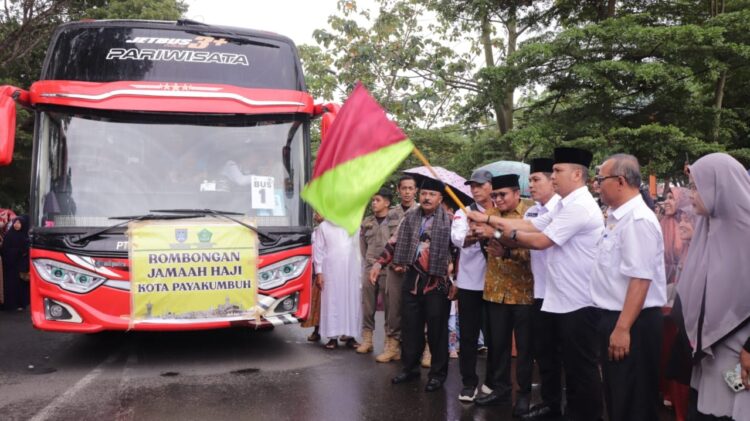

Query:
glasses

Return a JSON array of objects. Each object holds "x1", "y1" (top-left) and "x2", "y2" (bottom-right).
[
  {"x1": 490, "y1": 191, "x2": 510, "y2": 199},
  {"x1": 594, "y1": 175, "x2": 620, "y2": 184}
]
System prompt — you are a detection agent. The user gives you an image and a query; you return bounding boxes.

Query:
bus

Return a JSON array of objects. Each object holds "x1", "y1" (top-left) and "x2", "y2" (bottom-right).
[{"x1": 0, "y1": 19, "x2": 335, "y2": 332}]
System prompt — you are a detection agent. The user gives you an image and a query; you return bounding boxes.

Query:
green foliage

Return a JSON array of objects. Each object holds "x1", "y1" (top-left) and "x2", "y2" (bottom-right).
[{"x1": 302, "y1": 0, "x2": 750, "y2": 183}]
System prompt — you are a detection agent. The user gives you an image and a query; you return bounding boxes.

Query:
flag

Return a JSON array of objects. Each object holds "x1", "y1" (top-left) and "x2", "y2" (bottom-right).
[{"x1": 302, "y1": 83, "x2": 414, "y2": 234}]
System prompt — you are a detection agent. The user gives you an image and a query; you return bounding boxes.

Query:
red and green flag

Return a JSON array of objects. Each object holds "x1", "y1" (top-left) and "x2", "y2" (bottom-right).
[{"x1": 302, "y1": 83, "x2": 414, "y2": 234}]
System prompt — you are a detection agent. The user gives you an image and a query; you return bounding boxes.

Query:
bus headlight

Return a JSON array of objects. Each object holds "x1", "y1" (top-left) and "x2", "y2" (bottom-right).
[
  {"x1": 33, "y1": 259, "x2": 107, "y2": 294},
  {"x1": 257, "y1": 256, "x2": 309, "y2": 290}
]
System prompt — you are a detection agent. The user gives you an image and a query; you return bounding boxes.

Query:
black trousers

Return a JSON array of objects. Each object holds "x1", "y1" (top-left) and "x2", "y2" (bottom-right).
[
  {"x1": 531, "y1": 299, "x2": 563, "y2": 409},
  {"x1": 554, "y1": 307, "x2": 603, "y2": 421},
  {"x1": 485, "y1": 301, "x2": 534, "y2": 397},
  {"x1": 598, "y1": 307, "x2": 663, "y2": 421},
  {"x1": 457, "y1": 288, "x2": 487, "y2": 388},
  {"x1": 400, "y1": 271, "x2": 451, "y2": 381}
]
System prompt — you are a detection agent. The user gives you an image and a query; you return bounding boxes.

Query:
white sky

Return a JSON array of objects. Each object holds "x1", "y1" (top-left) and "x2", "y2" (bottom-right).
[{"x1": 184, "y1": 0, "x2": 377, "y2": 46}]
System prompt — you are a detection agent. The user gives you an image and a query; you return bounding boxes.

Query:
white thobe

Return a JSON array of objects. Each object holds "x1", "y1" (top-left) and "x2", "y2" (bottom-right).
[{"x1": 313, "y1": 221, "x2": 362, "y2": 339}]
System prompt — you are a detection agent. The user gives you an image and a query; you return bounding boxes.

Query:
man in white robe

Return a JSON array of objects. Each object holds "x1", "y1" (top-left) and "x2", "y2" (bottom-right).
[{"x1": 313, "y1": 220, "x2": 362, "y2": 348}]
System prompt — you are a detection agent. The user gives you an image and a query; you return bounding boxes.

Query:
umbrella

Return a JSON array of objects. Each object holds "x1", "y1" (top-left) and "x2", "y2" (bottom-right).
[
  {"x1": 475, "y1": 160, "x2": 531, "y2": 197},
  {"x1": 403, "y1": 166, "x2": 474, "y2": 209}
]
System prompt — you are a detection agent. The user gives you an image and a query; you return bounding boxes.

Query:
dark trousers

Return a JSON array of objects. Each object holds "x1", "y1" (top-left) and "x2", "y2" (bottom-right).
[
  {"x1": 531, "y1": 299, "x2": 563, "y2": 409},
  {"x1": 598, "y1": 307, "x2": 663, "y2": 421},
  {"x1": 457, "y1": 288, "x2": 486, "y2": 388},
  {"x1": 485, "y1": 301, "x2": 534, "y2": 397},
  {"x1": 555, "y1": 307, "x2": 603, "y2": 421},
  {"x1": 400, "y1": 272, "x2": 451, "y2": 381}
]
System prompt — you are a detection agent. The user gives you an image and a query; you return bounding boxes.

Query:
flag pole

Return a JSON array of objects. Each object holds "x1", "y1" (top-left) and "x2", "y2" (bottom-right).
[{"x1": 411, "y1": 147, "x2": 468, "y2": 213}]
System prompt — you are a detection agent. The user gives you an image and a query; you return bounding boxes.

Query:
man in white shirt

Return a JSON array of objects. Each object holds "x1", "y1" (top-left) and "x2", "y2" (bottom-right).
[
  {"x1": 521, "y1": 158, "x2": 563, "y2": 420},
  {"x1": 466, "y1": 147, "x2": 604, "y2": 421},
  {"x1": 451, "y1": 169, "x2": 495, "y2": 402},
  {"x1": 591, "y1": 154, "x2": 666, "y2": 421}
]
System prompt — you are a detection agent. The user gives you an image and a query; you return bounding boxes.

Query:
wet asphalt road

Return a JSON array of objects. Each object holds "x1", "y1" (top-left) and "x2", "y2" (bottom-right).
[{"x1": 0, "y1": 310, "x2": 677, "y2": 421}]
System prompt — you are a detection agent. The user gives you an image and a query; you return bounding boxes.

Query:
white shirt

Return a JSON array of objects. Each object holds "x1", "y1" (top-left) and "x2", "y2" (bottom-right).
[
  {"x1": 532, "y1": 186, "x2": 604, "y2": 313},
  {"x1": 451, "y1": 204, "x2": 488, "y2": 291},
  {"x1": 591, "y1": 194, "x2": 667, "y2": 311},
  {"x1": 524, "y1": 194, "x2": 561, "y2": 299}
]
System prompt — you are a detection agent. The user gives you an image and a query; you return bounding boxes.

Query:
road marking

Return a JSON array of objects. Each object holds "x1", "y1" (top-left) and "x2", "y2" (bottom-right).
[
  {"x1": 114, "y1": 349, "x2": 138, "y2": 421},
  {"x1": 29, "y1": 352, "x2": 121, "y2": 421}
]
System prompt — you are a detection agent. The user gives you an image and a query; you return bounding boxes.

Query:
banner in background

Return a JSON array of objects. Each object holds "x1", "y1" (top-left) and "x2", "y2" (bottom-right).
[{"x1": 129, "y1": 218, "x2": 257, "y2": 323}]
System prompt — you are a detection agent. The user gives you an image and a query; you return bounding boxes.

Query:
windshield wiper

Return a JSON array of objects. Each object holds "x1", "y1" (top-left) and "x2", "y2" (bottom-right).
[
  {"x1": 150, "y1": 209, "x2": 277, "y2": 242},
  {"x1": 71, "y1": 213, "x2": 204, "y2": 245}
]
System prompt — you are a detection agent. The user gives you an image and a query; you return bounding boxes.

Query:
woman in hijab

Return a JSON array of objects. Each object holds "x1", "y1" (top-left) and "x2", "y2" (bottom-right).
[
  {"x1": 1, "y1": 215, "x2": 30, "y2": 311},
  {"x1": 660, "y1": 201, "x2": 697, "y2": 421},
  {"x1": 677, "y1": 153, "x2": 750, "y2": 420},
  {"x1": 661, "y1": 187, "x2": 692, "y2": 286}
]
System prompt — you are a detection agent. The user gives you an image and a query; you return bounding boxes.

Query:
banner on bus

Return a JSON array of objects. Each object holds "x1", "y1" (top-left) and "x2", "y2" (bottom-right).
[{"x1": 128, "y1": 218, "x2": 258, "y2": 323}]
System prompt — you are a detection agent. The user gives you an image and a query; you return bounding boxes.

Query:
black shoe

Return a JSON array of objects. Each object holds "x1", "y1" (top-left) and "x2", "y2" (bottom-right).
[
  {"x1": 391, "y1": 371, "x2": 419, "y2": 384},
  {"x1": 458, "y1": 386, "x2": 478, "y2": 402},
  {"x1": 474, "y1": 391, "x2": 511, "y2": 406},
  {"x1": 513, "y1": 394, "x2": 531, "y2": 417},
  {"x1": 424, "y1": 378, "x2": 443, "y2": 392},
  {"x1": 520, "y1": 403, "x2": 562, "y2": 420}
]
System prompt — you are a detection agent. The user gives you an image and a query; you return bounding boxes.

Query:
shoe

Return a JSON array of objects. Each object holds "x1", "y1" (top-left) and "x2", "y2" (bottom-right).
[
  {"x1": 424, "y1": 378, "x2": 443, "y2": 392},
  {"x1": 345, "y1": 338, "x2": 360, "y2": 349},
  {"x1": 474, "y1": 391, "x2": 511, "y2": 407},
  {"x1": 513, "y1": 394, "x2": 531, "y2": 417},
  {"x1": 376, "y1": 337, "x2": 401, "y2": 362},
  {"x1": 356, "y1": 330, "x2": 373, "y2": 353},
  {"x1": 520, "y1": 403, "x2": 562, "y2": 420},
  {"x1": 421, "y1": 345, "x2": 431, "y2": 368},
  {"x1": 458, "y1": 386, "x2": 478, "y2": 402},
  {"x1": 449, "y1": 350, "x2": 459, "y2": 359},
  {"x1": 477, "y1": 345, "x2": 488, "y2": 353},
  {"x1": 307, "y1": 331, "x2": 321, "y2": 342},
  {"x1": 480, "y1": 384, "x2": 494, "y2": 394},
  {"x1": 391, "y1": 371, "x2": 419, "y2": 384},
  {"x1": 324, "y1": 339, "x2": 338, "y2": 350}
]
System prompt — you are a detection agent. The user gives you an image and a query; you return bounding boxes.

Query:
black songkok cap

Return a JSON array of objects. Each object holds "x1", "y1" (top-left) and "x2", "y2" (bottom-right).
[
  {"x1": 419, "y1": 178, "x2": 445, "y2": 193},
  {"x1": 375, "y1": 187, "x2": 393, "y2": 202},
  {"x1": 530, "y1": 158, "x2": 554, "y2": 174},
  {"x1": 492, "y1": 174, "x2": 519, "y2": 190},
  {"x1": 553, "y1": 147, "x2": 593, "y2": 168}
]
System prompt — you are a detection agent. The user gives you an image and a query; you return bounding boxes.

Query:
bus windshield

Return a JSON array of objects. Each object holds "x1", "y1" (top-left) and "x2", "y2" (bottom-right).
[{"x1": 33, "y1": 110, "x2": 308, "y2": 228}]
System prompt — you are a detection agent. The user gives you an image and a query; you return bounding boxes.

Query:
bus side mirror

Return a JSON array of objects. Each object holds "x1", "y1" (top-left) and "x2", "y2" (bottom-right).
[
  {"x1": 0, "y1": 85, "x2": 22, "y2": 166},
  {"x1": 319, "y1": 103, "x2": 340, "y2": 142}
]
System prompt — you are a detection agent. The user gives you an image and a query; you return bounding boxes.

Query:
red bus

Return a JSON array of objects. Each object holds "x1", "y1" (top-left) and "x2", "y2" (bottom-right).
[{"x1": 0, "y1": 20, "x2": 334, "y2": 332}]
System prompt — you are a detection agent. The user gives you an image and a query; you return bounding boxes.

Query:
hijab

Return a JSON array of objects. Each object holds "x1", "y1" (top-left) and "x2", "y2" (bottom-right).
[
  {"x1": 677, "y1": 153, "x2": 750, "y2": 352},
  {"x1": 2, "y1": 215, "x2": 29, "y2": 250},
  {"x1": 660, "y1": 187, "x2": 691, "y2": 284}
]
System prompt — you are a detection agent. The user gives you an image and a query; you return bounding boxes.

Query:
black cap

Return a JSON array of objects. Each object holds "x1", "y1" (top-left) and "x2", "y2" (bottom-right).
[
  {"x1": 374, "y1": 187, "x2": 393, "y2": 202},
  {"x1": 530, "y1": 158, "x2": 554, "y2": 174},
  {"x1": 419, "y1": 178, "x2": 445, "y2": 193},
  {"x1": 464, "y1": 169, "x2": 493, "y2": 185},
  {"x1": 553, "y1": 147, "x2": 593, "y2": 167},
  {"x1": 492, "y1": 174, "x2": 519, "y2": 190}
]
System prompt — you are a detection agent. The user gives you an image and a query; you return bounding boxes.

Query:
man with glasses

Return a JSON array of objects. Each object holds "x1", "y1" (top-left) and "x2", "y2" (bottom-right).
[
  {"x1": 471, "y1": 174, "x2": 533, "y2": 417},
  {"x1": 591, "y1": 154, "x2": 666, "y2": 421},
  {"x1": 467, "y1": 147, "x2": 604, "y2": 421}
]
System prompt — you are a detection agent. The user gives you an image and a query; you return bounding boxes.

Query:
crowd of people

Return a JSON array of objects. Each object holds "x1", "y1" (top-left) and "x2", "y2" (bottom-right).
[{"x1": 305, "y1": 148, "x2": 750, "y2": 421}]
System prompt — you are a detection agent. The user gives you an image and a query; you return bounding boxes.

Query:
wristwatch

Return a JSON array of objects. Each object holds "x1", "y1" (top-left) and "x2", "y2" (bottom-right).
[
  {"x1": 510, "y1": 229, "x2": 518, "y2": 241},
  {"x1": 493, "y1": 229, "x2": 503, "y2": 240}
]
